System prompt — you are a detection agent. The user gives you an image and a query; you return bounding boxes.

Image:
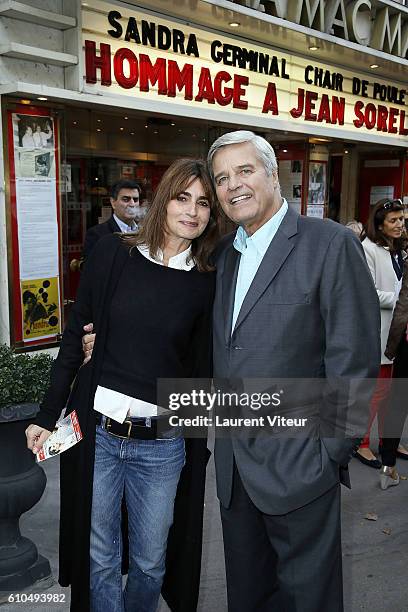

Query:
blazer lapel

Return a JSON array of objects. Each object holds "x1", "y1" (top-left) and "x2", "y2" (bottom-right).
[
  {"x1": 221, "y1": 243, "x2": 240, "y2": 344},
  {"x1": 109, "y1": 216, "x2": 121, "y2": 233},
  {"x1": 233, "y1": 207, "x2": 299, "y2": 334}
]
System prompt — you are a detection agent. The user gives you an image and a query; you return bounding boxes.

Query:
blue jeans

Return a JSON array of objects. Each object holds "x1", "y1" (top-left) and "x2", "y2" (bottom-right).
[{"x1": 89, "y1": 424, "x2": 185, "y2": 612}]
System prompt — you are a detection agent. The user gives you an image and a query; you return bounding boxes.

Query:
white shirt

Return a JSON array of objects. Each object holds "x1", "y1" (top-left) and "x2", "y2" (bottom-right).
[
  {"x1": 113, "y1": 213, "x2": 137, "y2": 233},
  {"x1": 137, "y1": 243, "x2": 194, "y2": 270},
  {"x1": 33, "y1": 132, "x2": 42, "y2": 148},
  {"x1": 93, "y1": 243, "x2": 194, "y2": 423},
  {"x1": 22, "y1": 134, "x2": 35, "y2": 148}
]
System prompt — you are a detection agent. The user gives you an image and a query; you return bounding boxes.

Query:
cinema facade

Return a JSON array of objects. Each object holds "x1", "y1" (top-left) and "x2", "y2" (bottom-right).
[{"x1": 0, "y1": 0, "x2": 407, "y2": 350}]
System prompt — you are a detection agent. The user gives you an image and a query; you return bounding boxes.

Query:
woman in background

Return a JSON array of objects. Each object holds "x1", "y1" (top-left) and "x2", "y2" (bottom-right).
[{"x1": 356, "y1": 198, "x2": 406, "y2": 468}]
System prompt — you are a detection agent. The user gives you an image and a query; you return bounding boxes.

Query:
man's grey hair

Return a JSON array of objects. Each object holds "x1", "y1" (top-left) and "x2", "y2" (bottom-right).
[{"x1": 207, "y1": 130, "x2": 278, "y2": 181}]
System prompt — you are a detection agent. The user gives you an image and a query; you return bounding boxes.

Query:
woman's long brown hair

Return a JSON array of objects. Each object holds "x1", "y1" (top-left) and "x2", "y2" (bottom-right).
[{"x1": 123, "y1": 158, "x2": 220, "y2": 271}]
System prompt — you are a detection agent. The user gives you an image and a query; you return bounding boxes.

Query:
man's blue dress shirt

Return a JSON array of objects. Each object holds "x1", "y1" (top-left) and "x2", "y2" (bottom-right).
[{"x1": 232, "y1": 199, "x2": 288, "y2": 333}]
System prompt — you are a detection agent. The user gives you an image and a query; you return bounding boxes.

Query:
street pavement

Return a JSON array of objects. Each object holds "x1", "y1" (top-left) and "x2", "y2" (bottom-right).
[{"x1": 2, "y1": 429, "x2": 407, "y2": 612}]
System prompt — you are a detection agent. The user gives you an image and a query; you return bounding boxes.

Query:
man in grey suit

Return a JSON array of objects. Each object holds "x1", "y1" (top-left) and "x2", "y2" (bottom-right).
[{"x1": 207, "y1": 131, "x2": 380, "y2": 611}]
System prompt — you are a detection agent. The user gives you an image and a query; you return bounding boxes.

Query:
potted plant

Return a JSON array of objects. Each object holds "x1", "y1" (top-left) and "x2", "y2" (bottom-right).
[
  {"x1": 0, "y1": 344, "x2": 54, "y2": 598},
  {"x1": 0, "y1": 344, "x2": 53, "y2": 414}
]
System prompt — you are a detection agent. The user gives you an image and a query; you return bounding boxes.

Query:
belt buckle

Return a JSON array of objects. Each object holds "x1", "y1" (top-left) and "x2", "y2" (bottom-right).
[{"x1": 106, "y1": 417, "x2": 133, "y2": 439}]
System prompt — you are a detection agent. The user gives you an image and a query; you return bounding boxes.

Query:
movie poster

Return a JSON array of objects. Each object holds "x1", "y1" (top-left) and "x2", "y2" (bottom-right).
[
  {"x1": 308, "y1": 162, "x2": 326, "y2": 205},
  {"x1": 20, "y1": 277, "x2": 61, "y2": 341}
]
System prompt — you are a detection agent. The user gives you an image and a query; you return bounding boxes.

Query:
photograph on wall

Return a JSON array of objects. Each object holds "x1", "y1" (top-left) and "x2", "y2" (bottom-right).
[
  {"x1": 15, "y1": 149, "x2": 56, "y2": 179},
  {"x1": 13, "y1": 113, "x2": 54, "y2": 149},
  {"x1": 279, "y1": 159, "x2": 303, "y2": 213},
  {"x1": 20, "y1": 277, "x2": 61, "y2": 341},
  {"x1": 13, "y1": 113, "x2": 56, "y2": 178},
  {"x1": 308, "y1": 162, "x2": 326, "y2": 205},
  {"x1": 293, "y1": 184, "x2": 302, "y2": 199},
  {"x1": 291, "y1": 160, "x2": 302, "y2": 174},
  {"x1": 61, "y1": 163, "x2": 72, "y2": 193}
]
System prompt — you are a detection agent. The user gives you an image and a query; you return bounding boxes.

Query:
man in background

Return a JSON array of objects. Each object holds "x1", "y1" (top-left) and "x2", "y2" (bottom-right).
[{"x1": 82, "y1": 179, "x2": 141, "y2": 259}]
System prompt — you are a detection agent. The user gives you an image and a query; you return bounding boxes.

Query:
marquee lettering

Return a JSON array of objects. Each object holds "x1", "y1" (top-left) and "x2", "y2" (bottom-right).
[
  {"x1": 84, "y1": 26, "x2": 408, "y2": 137},
  {"x1": 233, "y1": 0, "x2": 408, "y2": 59},
  {"x1": 85, "y1": 41, "x2": 249, "y2": 109}
]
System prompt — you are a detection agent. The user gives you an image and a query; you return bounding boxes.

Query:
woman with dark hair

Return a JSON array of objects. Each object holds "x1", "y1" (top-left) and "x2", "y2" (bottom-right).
[
  {"x1": 355, "y1": 198, "x2": 406, "y2": 468},
  {"x1": 25, "y1": 158, "x2": 221, "y2": 612}
]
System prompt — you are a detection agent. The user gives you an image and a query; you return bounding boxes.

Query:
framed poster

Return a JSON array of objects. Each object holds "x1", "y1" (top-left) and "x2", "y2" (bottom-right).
[
  {"x1": 7, "y1": 107, "x2": 63, "y2": 347},
  {"x1": 308, "y1": 162, "x2": 326, "y2": 205},
  {"x1": 307, "y1": 160, "x2": 327, "y2": 217}
]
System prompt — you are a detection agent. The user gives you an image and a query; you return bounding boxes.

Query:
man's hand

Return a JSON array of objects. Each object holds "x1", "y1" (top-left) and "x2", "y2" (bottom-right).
[
  {"x1": 82, "y1": 322, "x2": 95, "y2": 364},
  {"x1": 25, "y1": 424, "x2": 52, "y2": 454}
]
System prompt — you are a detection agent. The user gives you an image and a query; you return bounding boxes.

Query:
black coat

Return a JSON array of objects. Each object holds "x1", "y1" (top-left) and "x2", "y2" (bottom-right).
[
  {"x1": 82, "y1": 216, "x2": 121, "y2": 259},
  {"x1": 36, "y1": 235, "x2": 213, "y2": 611},
  {"x1": 386, "y1": 261, "x2": 408, "y2": 359}
]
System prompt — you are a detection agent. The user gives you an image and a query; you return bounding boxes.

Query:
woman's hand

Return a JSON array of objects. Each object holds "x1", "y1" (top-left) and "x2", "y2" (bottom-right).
[
  {"x1": 82, "y1": 322, "x2": 96, "y2": 364},
  {"x1": 25, "y1": 424, "x2": 52, "y2": 454}
]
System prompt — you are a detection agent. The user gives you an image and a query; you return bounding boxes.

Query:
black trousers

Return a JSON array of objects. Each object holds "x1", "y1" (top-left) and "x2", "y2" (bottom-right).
[
  {"x1": 381, "y1": 338, "x2": 408, "y2": 467},
  {"x1": 220, "y1": 465, "x2": 343, "y2": 612}
]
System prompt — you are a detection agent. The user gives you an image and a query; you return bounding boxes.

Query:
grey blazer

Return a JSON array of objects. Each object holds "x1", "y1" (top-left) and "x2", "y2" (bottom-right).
[{"x1": 213, "y1": 207, "x2": 381, "y2": 515}]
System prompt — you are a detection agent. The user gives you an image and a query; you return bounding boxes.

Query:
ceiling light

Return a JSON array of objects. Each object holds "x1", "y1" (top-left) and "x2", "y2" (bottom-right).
[
  {"x1": 145, "y1": 124, "x2": 148, "y2": 128},
  {"x1": 20, "y1": 99, "x2": 31, "y2": 105},
  {"x1": 229, "y1": 22, "x2": 240, "y2": 27},
  {"x1": 120, "y1": 127, "x2": 124, "y2": 131},
  {"x1": 309, "y1": 45, "x2": 319, "y2": 51},
  {"x1": 171, "y1": 122, "x2": 175, "y2": 126},
  {"x1": 370, "y1": 64, "x2": 379, "y2": 69},
  {"x1": 154, "y1": 130, "x2": 158, "y2": 134},
  {"x1": 283, "y1": 149, "x2": 288, "y2": 153},
  {"x1": 124, "y1": 116, "x2": 128, "y2": 120},
  {"x1": 96, "y1": 128, "x2": 101, "y2": 132},
  {"x1": 130, "y1": 132, "x2": 135, "y2": 135},
  {"x1": 73, "y1": 121, "x2": 77, "y2": 125},
  {"x1": 97, "y1": 119, "x2": 101, "y2": 123},
  {"x1": 344, "y1": 149, "x2": 349, "y2": 154},
  {"x1": 37, "y1": 96, "x2": 47, "y2": 101}
]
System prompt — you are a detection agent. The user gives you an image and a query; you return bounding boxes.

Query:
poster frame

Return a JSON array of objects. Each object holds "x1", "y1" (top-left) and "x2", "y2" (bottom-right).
[
  {"x1": 306, "y1": 159, "x2": 328, "y2": 218},
  {"x1": 5, "y1": 104, "x2": 64, "y2": 350}
]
